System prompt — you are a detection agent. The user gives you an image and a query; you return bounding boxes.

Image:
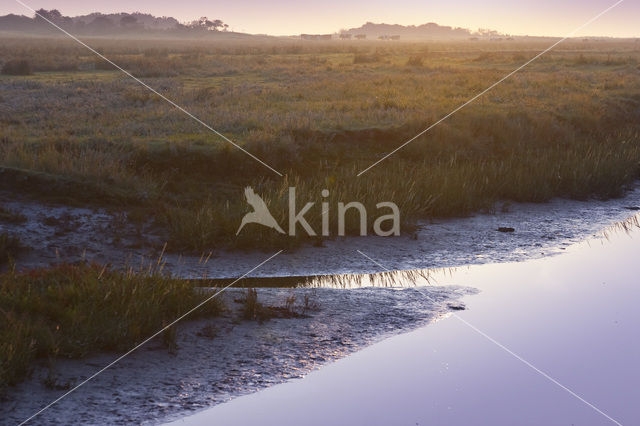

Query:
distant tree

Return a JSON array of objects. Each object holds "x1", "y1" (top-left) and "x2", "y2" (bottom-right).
[
  {"x1": 477, "y1": 28, "x2": 499, "y2": 38},
  {"x1": 34, "y1": 8, "x2": 62, "y2": 23},
  {"x1": 188, "y1": 16, "x2": 227, "y2": 31},
  {"x1": 89, "y1": 16, "x2": 116, "y2": 33},
  {"x1": 33, "y1": 9, "x2": 73, "y2": 30},
  {"x1": 120, "y1": 15, "x2": 138, "y2": 28},
  {"x1": 0, "y1": 14, "x2": 34, "y2": 31}
]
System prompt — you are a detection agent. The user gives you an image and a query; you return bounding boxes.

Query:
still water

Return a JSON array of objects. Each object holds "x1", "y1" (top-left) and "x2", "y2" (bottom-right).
[{"x1": 169, "y1": 215, "x2": 640, "y2": 426}]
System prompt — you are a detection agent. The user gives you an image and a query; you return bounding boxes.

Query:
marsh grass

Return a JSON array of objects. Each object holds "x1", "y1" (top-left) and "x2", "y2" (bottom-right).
[
  {"x1": 0, "y1": 232, "x2": 25, "y2": 265},
  {"x1": 241, "y1": 288, "x2": 267, "y2": 321},
  {"x1": 599, "y1": 212, "x2": 640, "y2": 239},
  {"x1": 406, "y1": 55, "x2": 425, "y2": 67},
  {"x1": 239, "y1": 288, "x2": 311, "y2": 321},
  {"x1": 1, "y1": 59, "x2": 31, "y2": 75},
  {"x1": 156, "y1": 127, "x2": 640, "y2": 250},
  {"x1": 0, "y1": 263, "x2": 223, "y2": 388},
  {"x1": 1, "y1": 37, "x2": 640, "y2": 250},
  {"x1": 305, "y1": 269, "x2": 434, "y2": 288}
]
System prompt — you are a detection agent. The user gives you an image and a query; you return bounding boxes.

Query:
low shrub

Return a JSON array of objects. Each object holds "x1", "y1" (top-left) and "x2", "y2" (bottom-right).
[{"x1": 1, "y1": 59, "x2": 31, "y2": 75}]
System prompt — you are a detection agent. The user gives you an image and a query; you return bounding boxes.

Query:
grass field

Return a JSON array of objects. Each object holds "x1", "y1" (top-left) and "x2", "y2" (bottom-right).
[{"x1": 2, "y1": 36, "x2": 640, "y2": 250}]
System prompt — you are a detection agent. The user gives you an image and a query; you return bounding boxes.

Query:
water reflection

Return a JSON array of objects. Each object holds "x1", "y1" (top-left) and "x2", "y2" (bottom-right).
[
  {"x1": 599, "y1": 212, "x2": 640, "y2": 240},
  {"x1": 211, "y1": 213, "x2": 640, "y2": 290},
  {"x1": 202, "y1": 267, "x2": 463, "y2": 290},
  {"x1": 306, "y1": 268, "x2": 444, "y2": 289}
]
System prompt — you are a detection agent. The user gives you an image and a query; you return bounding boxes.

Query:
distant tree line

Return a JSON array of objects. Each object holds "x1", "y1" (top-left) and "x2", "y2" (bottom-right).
[{"x1": 0, "y1": 9, "x2": 229, "y2": 35}]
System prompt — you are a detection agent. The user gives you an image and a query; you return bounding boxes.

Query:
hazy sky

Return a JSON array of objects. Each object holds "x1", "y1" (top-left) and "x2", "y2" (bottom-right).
[{"x1": 2, "y1": 0, "x2": 639, "y2": 37}]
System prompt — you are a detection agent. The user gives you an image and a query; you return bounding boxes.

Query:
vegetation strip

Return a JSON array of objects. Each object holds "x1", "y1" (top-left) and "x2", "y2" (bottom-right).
[{"x1": 2, "y1": 37, "x2": 639, "y2": 250}]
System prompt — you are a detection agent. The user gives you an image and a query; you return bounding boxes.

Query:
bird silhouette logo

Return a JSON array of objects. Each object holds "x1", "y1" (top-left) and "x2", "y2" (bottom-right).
[{"x1": 236, "y1": 187, "x2": 285, "y2": 235}]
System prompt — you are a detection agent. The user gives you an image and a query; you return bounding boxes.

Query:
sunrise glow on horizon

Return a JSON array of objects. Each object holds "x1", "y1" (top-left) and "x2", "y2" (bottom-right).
[{"x1": 1, "y1": 0, "x2": 639, "y2": 38}]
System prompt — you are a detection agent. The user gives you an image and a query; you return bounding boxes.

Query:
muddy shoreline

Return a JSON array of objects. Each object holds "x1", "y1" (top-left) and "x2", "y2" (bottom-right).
[
  {"x1": 1, "y1": 285, "x2": 475, "y2": 425},
  {"x1": 2, "y1": 185, "x2": 640, "y2": 278},
  {"x1": 170, "y1": 215, "x2": 640, "y2": 426}
]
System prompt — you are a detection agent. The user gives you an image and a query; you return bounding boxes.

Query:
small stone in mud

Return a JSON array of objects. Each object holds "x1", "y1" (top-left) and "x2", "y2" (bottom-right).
[
  {"x1": 624, "y1": 206, "x2": 640, "y2": 211},
  {"x1": 497, "y1": 227, "x2": 515, "y2": 233},
  {"x1": 447, "y1": 303, "x2": 466, "y2": 311}
]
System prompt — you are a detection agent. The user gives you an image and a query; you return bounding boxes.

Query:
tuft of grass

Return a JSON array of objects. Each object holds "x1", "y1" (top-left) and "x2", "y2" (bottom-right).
[
  {"x1": 406, "y1": 55, "x2": 424, "y2": 67},
  {"x1": 353, "y1": 52, "x2": 382, "y2": 64},
  {"x1": 240, "y1": 288, "x2": 313, "y2": 321},
  {"x1": 0, "y1": 232, "x2": 25, "y2": 265},
  {"x1": 242, "y1": 288, "x2": 269, "y2": 321},
  {"x1": 0, "y1": 263, "x2": 223, "y2": 388}
]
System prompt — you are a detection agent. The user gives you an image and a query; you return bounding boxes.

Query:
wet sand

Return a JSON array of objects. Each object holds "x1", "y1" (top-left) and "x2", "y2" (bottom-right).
[{"x1": 3, "y1": 185, "x2": 640, "y2": 277}]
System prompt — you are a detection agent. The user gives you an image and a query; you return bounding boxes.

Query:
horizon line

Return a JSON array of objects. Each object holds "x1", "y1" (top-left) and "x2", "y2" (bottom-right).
[{"x1": 1, "y1": 10, "x2": 639, "y2": 39}]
